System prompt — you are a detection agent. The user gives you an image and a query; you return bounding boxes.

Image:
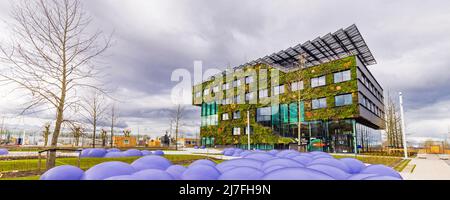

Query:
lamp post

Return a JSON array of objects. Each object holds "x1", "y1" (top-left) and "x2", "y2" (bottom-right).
[
  {"x1": 247, "y1": 110, "x2": 251, "y2": 150},
  {"x1": 399, "y1": 92, "x2": 408, "y2": 159}
]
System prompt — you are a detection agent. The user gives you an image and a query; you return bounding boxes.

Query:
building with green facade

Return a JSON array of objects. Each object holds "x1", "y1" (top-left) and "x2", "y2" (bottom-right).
[{"x1": 192, "y1": 24, "x2": 384, "y2": 153}]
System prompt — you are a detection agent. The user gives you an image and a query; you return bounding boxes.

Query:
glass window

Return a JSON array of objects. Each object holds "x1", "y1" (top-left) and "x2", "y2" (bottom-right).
[
  {"x1": 291, "y1": 81, "x2": 304, "y2": 91},
  {"x1": 222, "y1": 113, "x2": 229, "y2": 121},
  {"x1": 203, "y1": 88, "x2": 210, "y2": 95},
  {"x1": 222, "y1": 83, "x2": 230, "y2": 90},
  {"x1": 312, "y1": 98, "x2": 327, "y2": 109},
  {"x1": 280, "y1": 104, "x2": 289, "y2": 123},
  {"x1": 335, "y1": 94, "x2": 353, "y2": 106},
  {"x1": 212, "y1": 86, "x2": 219, "y2": 93},
  {"x1": 233, "y1": 127, "x2": 241, "y2": 135},
  {"x1": 245, "y1": 92, "x2": 254, "y2": 101},
  {"x1": 311, "y1": 76, "x2": 326, "y2": 88},
  {"x1": 233, "y1": 79, "x2": 242, "y2": 87},
  {"x1": 289, "y1": 103, "x2": 298, "y2": 123},
  {"x1": 334, "y1": 70, "x2": 351, "y2": 83},
  {"x1": 259, "y1": 89, "x2": 268, "y2": 98},
  {"x1": 273, "y1": 85, "x2": 285, "y2": 95},
  {"x1": 256, "y1": 107, "x2": 271, "y2": 122},
  {"x1": 359, "y1": 94, "x2": 366, "y2": 107},
  {"x1": 195, "y1": 92, "x2": 201, "y2": 98},
  {"x1": 233, "y1": 111, "x2": 241, "y2": 119},
  {"x1": 244, "y1": 126, "x2": 253, "y2": 135},
  {"x1": 234, "y1": 95, "x2": 241, "y2": 104},
  {"x1": 245, "y1": 76, "x2": 253, "y2": 84}
]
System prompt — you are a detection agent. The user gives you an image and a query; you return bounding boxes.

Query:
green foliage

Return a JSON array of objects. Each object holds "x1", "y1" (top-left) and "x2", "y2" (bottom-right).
[{"x1": 197, "y1": 56, "x2": 360, "y2": 145}]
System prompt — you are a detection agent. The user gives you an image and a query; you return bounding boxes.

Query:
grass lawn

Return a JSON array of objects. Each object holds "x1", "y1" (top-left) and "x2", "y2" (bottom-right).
[{"x1": 0, "y1": 154, "x2": 215, "y2": 180}]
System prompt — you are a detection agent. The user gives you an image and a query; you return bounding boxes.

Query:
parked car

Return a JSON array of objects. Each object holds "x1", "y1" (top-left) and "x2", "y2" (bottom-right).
[{"x1": 438, "y1": 154, "x2": 449, "y2": 160}]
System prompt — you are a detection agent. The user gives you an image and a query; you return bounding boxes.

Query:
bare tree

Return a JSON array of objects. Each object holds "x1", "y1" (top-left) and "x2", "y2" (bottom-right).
[
  {"x1": 100, "y1": 128, "x2": 107, "y2": 147},
  {"x1": 171, "y1": 104, "x2": 185, "y2": 150},
  {"x1": 123, "y1": 129, "x2": 131, "y2": 137},
  {"x1": 70, "y1": 124, "x2": 84, "y2": 147},
  {"x1": 80, "y1": 91, "x2": 108, "y2": 148},
  {"x1": 0, "y1": 0, "x2": 111, "y2": 169},
  {"x1": 385, "y1": 92, "x2": 404, "y2": 149},
  {"x1": 43, "y1": 123, "x2": 51, "y2": 147},
  {"x1": 109, "y1": 102, "x2": 119, "y2": 148}
]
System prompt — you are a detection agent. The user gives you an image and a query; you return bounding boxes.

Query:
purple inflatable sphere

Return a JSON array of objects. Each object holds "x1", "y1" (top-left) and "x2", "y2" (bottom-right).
[
  {"x1": 261, "y1": 158, "x2": 304, "y2": 170},
  {"x1": 189, "y1": 159, "x2": 216, "y2": 167},
  {"x1": 360, "y1": 165, "x2": 402, "y2": 179},
  {"x1": 346, "y1": 173, "x2": 378, "y2": 180},
  {"x1": 262, "y1": 168, "x2": 335, "y2": 180},
  {"x1": 40, "y1": 165, "x2": 84, "y2": 180},
  {"x1": 123, "y1": 149, "x2": 143, "y2": 157},
  {"x1": 87, "y1": 148, "x2": 107, "y2": 158},
  {"x1": 340, "y1": 158, "x2": 366, "y2": 174},
  {"x1": 82, "y1": 161, "x2": 136, "y2": 180},
  {"x1": 107, "y1": 148, "x2": 121, "y2": 152},
  {"x1": 308, "y1": 158, "x2": 351, "y2": 173},
  {"x1": 166, "y1": 165, "x2": 187, "y2": 180},
  {"x1": 105, "y1": 175, "x2": 138, "y2": 180},
  {"x1": 218, "y1": 167, "x2": 264, "y2": 180},
  {"x1": 263, "y1": 165, "x2": 286, "y2": 174},
  {"x1": 104, "y1": 152, "x2": 126, "y2": 158},
  {"x1": 152, "y1": 150, "x2": 164, "y2": 156},
  {"x1": 132, "y1": 169, "x2": 174, "y2": 180},
  {"x1": 80, "y1": 148, "x2": 92, "y2": 157},
  {"x1": 181, "y1": 165, "x2": 221, "y2": 180},
  {"x1": 243, "y1": 153, "x2": 274, "y2": 162},
  {"x1": 363, "y1": 176, "x2": 402, "y2": 180},
  {"x1": 216, "y1": 158, "x2": 263, "y2": 173},
  {"x1": 0, "y1": 148, "x2": 8, "y2": 155},
  {"x1": 131, "y1": 155, "x2": 172, "y2": 171},
  {"x1": 141, "y1": 150, "x2": 153, "y2": 156},
  {"x1": 307, "y1": 164, "x2": 352, "y2": 180},
  {"x1": 291, "y1": 156, "x2": 313, "y2": 165}
]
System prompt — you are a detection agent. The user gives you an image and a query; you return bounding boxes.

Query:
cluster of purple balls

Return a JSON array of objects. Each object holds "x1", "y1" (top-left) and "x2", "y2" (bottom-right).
[
  {"x1": 0, "y1": 148, "x2": 8, "y2": 155},
  {"x1": 80, "y1": 148, "x2": 164, "y2": 158},
  {"x1": 40, "y1": 149, "x2": 402, "y2": 180}
]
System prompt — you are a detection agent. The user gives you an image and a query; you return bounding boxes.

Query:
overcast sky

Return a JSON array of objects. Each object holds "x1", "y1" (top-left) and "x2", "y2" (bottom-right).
[{"x1": 0, "y1": 0, "x2": 449, "y2": 143}]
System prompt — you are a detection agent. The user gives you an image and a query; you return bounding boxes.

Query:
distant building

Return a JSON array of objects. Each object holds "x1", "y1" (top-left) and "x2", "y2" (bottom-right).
[{"x1": 113, "y1": 136, "x2": 137, "y2": 148}]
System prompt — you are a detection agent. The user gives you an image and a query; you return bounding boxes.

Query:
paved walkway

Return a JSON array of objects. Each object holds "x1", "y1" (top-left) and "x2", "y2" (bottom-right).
[{"x1": 400, "y1": 154, "x2": 450, "y2": 180}]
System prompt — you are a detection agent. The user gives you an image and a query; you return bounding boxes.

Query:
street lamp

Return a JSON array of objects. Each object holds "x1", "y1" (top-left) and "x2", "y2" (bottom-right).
[{"x1": 399, "y1": 92, "x2": 408, "y2": 159}]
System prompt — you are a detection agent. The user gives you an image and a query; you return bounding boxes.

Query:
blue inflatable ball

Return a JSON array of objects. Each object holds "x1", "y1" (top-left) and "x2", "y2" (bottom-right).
[
  {"x1": 223, "y1": 150, "x2": 235, "y2": 156},
  {"x1": 107, "y1": 148, "x2": 121, "y2": 152},
  {"x1": 200, "y1": 146, "x2": 206, "y2": 149},
  {"x1": 291, "y1": 156, "x2": 313, "y2": 165},
  {"x1": 40, "y1": 165, "x2": 84, "y2": 180},
  {"x1": 131, "y1": 155, "x2": 172, "y2": 171},
  {"x1": 360, "y1": 165, "x2": 402, "y2": 179},
  {"x1": 340, "y1": 158, "x2": 366, "y2": 174},
  {"x1": 276, "y1": 150, "x2": 299, "y2": 158},
  {"x1": 141, "y1": 150, "x2": 153, "y2": 156},
  {"x1": 308, "y1": 158, "x2": 351, "y2": 173},
  {"x1": 104, "y1": 152, "x2": 126, "y2": 158},
  {"x1": 133, "y1": 169, "x2": 174, "y2": 180},
  {"x1": 80, "y1": 148, "x2": 92, "y2": 157},
  {"x1": 283, "y1": 152, "x2": 301, "y2": 159},
  {"x1": 346, "y1": 173, "x2": 378, "y2": 180},
  {"x1": 216, "y1": 158, "x2": 263, "y2": 173},
  {"x1": 105, "y1": 175, "x2": 138, "y2": 180},
  {"x1": 307, "y1": 164, "x2": 352, "y2": 180},
  {"x1": 0, "y1": 148, "x2": 8, "y2": 155},
  {"x1": 87, "y1": 148, "x2": 107, "y2": 158},
  {"x1": 181, "y1": 164, "x2": 221, "y2": 180},
  {"x1": 262, "y1": 158, "x2": 304, "y2": 170},
  {"x1": 312, "y1": 154, "x2": 333, "y2": 160},
  {"x1": 166, "y1": 165, "x2": 187, "y2": 180},
  {"x1": 82, "y1": 161, "x2": 136, "y2": 180},
  {"x1": 262, "y1": 168, "x2": 335, "y2": 180},
  {"x1": 267, "y1": 150, "x2": 279, "y2": 155},
  {"x1": 309, "y1": 151, "x2": 328, "y2": 155},
  {"x1": 123, "y1": 149, "x2": 143, "y2": 157},
  {"x1": 363, "y1": 176, "x2": 402, "y2": 180},
  {"x1": 218, "y1": 167, "x2": 265, "y2": 180},
  {"x1": 243, "y1": 153, "x2": 274, "y2": 162},
  {"x1": 194, "y1": 146, "x2": 199, "y2": 149},
  {"x1": 299, "y1": 152, "x2": 313, "y2": 157},
  {"x1": 152, "y1": 150, "x2": 164, "y2": 156},
  {"x1": 263, "y1": 165, "x2": 286, "y2": 174},
  {"x1": 189, "y1": 159, "x2": 216, "y2": 167},
  {"x1": 239, "y1": 151, "x2": 252, "y2": 157}
]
